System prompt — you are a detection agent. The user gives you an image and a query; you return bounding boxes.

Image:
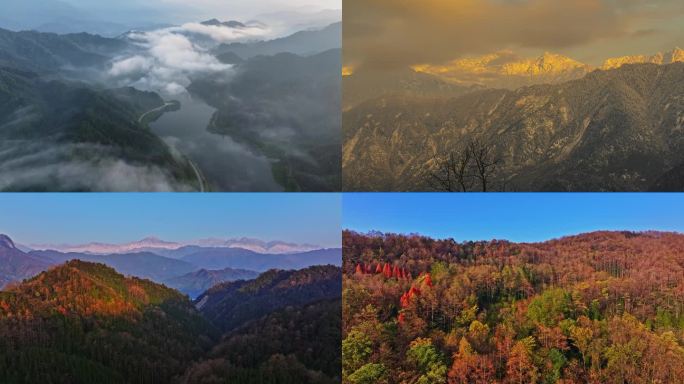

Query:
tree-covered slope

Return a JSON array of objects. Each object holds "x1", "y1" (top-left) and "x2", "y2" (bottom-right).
[
  {"x1": 196, "y1": 265, "x2": 342, "y2": 333},
  {"x1": 0, "y1": 67, "x2": 197, "y2": 191},
  {"x1": 0, "y1": 261, "x2": 217, "y2": 384},
  {"x1": 179, "y1": 299, "x2": 341, "y2": 384},
  {"x1": 342, "y1": 230, "x2": 684, "y2": 383},
  {"x1": 0, "y1": 28, "x2": 129, "y2": 72}
]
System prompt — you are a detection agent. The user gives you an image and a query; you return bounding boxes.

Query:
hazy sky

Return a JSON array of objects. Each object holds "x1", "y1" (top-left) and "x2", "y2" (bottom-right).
[
  {"x1": 0, "y1": 0, "x2": 340, "y2": 34},
  {"x1": 61, "y1": 0, "x2": 341, "y2": 21},
  {"x1": 0, "y1": 194, "x2": 341, "y2": 247},
  {"x1": 344, "y1": 0, "x2": 684, "y2": 68},
  {"x1": 344, "y1": 193, "x2": 684, "y2": 243}
]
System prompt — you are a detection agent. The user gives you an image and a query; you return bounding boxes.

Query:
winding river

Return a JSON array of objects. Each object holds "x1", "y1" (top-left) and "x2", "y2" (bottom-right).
[{"x1": 149, "y1": 94, "x2": 283, "y2": 192}]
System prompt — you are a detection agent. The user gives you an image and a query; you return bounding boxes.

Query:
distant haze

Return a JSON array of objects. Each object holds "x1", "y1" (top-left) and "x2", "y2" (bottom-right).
[
  {"x1": 344, "y1": 0, "x2": 684, "y2": 70},
  {"x1": 0, "y1": 0, "x2": 341, "y2": 36}
]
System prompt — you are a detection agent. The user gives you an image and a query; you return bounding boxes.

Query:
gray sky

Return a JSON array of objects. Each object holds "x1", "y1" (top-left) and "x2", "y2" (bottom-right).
[{"x1": 344, "y1": 0, "x2": 684, "y2": 68}]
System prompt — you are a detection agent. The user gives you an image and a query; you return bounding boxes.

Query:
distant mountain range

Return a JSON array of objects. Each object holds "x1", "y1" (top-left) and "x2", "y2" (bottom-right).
[
  {"x1": 343, "y1": 61, "x2": 684, "y2": 191},
  {"x1": 30, "y1": 236, "x2": 323, "y2": 254},
  {"x1": 214, "y1": 21, "x2": 341, "y2": 59},
  {"x1": 28, "y1": 249, "x2": 198, "y2": 282},
  {"x1": 1, "y1": 234, "x2": 341, "y2": 296},
  {"x1": 179, "y1": 247, "x2": 342, "y2": 271},
  {"x1": 200, "y1": 19, "x2": 247, "y2": 29}
]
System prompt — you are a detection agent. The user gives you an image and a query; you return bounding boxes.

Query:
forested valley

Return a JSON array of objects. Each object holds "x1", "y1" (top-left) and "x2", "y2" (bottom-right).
[{"x1": 342, "y1": 230, "x2": 684, "y2": 383}]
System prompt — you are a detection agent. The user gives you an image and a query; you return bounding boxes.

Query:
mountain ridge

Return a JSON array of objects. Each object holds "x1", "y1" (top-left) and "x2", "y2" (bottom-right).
[
  {"x1": 31, "y1": 236, "x2": 323, "y2": 255},
  {"x1": 343, "y1": 61, "x2": 684, "y2": 191},
  {"x1": 196, "y1": 265, "x2": 342, "y2": 333}
]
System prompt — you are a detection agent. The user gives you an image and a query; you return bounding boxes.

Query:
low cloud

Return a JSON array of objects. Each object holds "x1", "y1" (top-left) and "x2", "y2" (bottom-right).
[
  {"x1": 108, "y1": 22, "x2": 268, "y2": 94},
  {"x1": 179, "y1": 22, "x2": 268, "y2": 43},
  {"x1": 0, "y1": 141, "x2": 194, "y2": 192}
]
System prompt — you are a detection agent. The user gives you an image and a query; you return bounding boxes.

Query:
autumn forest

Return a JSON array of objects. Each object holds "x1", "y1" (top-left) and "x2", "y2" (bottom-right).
[{"x1": 342, "y1": 230, "x2": 684, "y2": 384}]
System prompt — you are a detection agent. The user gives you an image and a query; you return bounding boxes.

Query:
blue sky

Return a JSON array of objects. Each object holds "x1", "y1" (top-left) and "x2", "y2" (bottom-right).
[
  {"x1": 343, "y1": 193, "x2": 684, "y2": 243},
  {"x1": 0, "y1": 193, "x2": 341, "y2": 247}
]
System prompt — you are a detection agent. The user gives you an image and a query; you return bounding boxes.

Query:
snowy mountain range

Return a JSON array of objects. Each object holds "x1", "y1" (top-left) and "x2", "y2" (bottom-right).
[
  {"x1": 29, "y1": 236, "x2": 322, "y2": 255},
  {"x1": 409, "y1": 47, "x2": 684, "y2": 88}
]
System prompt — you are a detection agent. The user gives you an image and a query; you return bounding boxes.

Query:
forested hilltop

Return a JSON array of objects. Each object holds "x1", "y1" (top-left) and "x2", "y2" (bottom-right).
[{"x1": 342, "y1": 230, "x2": 684, "y2": 383}]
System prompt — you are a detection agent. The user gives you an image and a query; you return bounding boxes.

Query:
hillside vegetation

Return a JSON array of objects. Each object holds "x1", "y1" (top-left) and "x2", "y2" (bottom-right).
[{"x1": 343, "y1": 230, "x2": 684, "y2": 383}]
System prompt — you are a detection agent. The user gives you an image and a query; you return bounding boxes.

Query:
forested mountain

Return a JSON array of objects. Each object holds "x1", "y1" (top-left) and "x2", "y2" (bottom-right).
[
  {"x1": 164, "y1": 267, "x2": 259, "y2": 299},
  {"x1": 343, "y1": 62, "x2": 684, "y2": 191},
  {"x1": 180, "y1": 299, "x2": 341, "y2": 384},
  {"x1": 342, "y1": 230, "x2": 684, "y2": 383},
  {"x1": 0, "y1": 28, "x2": 129, "y2": 73},
  {"x1": 196, "y1": 265, "x2": 342, "y2": 333},
  {"x1": 0, "y1": 261, "x2": 217, "y2": 384},
  {"x1": 0, "y1": 66, "x2": 197, "y2": 191}
]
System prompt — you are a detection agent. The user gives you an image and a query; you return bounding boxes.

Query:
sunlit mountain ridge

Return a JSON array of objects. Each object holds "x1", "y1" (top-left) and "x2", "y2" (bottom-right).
[{"x1": 408, "y1": 47, "x2": 684, "y2": 88}]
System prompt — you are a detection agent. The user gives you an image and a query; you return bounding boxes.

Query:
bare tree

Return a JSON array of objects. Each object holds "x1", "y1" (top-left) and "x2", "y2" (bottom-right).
[
  {"x1": 468, "y1": 139, "x2": 500, "y2": 192},
  {"x1": 427, "y1": 149, "x2": 473, "y2": 192},
  {"x1": 428, "y1": 139, "x2": 500, "y2": 192}
]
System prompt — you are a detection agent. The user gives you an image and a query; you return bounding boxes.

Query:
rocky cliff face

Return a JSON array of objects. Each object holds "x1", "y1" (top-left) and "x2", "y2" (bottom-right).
[{"x1": 343, "y1": 62, "x2": 684, "y2": 191}]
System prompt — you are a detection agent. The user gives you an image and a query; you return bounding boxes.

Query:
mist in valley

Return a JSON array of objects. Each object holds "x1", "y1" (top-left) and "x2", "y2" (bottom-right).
[{"x1": 0, "y1": 0, "x2": 341, "y2": 191}]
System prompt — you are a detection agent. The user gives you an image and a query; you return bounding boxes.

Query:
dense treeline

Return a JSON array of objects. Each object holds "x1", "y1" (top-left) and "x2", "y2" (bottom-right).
[
  {"x1": 342, "y1": 230, "x2": 684, "y2": 383},
  {"x1": 180, "y1": 299, "x2": 341, "y2": 384}
]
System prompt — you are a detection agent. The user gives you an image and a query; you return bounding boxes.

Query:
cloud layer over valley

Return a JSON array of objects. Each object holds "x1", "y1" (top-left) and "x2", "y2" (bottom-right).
[{"x1": 108, "y1": 21, "x2": 268, "y2": 94}]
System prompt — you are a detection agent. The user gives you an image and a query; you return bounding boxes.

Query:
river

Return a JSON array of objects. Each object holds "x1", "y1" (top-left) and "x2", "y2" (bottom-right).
[{"x1": 149, "y1": 94, "x2": 283, "y2": 192}]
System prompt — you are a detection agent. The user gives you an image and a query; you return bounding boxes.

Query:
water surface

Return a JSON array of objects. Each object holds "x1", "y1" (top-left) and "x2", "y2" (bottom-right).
[{"x1": 149, "y1": 94, "x2": 283, "y2": 191}]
